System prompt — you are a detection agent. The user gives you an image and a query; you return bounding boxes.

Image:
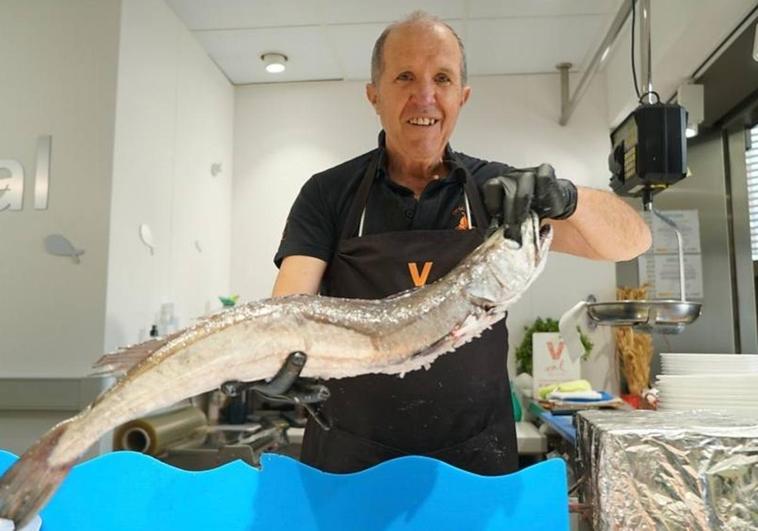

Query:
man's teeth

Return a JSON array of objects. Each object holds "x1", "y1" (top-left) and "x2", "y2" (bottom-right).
[{"x1": 408, "y1": 117, "x2": 439, "y2": 126}]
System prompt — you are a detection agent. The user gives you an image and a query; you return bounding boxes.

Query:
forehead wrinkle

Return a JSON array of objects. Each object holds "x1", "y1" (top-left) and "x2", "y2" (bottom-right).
[
  {"x1": 390, "y1": 64, "x2": 456, "y2": 73},
  {"x1": 385, "y1": 52, "x2": 460, "y2": 75}
]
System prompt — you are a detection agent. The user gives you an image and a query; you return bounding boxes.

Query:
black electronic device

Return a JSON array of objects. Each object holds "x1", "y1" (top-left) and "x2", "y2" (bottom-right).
[{"x1": 609, "y1": 103, "x2": 688, "y2": 199}]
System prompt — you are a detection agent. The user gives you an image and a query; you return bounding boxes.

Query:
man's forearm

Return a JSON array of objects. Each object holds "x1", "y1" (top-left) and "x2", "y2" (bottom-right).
[
  {"x1": 272, "y1": 255, "x2": 328, "y2": 297},
  {"x1": 549, "y1": 187, "x2": 651, "y2": 261}
]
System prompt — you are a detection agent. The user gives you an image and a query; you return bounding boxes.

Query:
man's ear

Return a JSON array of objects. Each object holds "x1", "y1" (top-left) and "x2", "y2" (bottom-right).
[
  {"x1": 366, "y1": 83, "x2": 379, "y2": 112},
  {"x1": 461, "y1": 85, "x2": 472, "y2": 107}
]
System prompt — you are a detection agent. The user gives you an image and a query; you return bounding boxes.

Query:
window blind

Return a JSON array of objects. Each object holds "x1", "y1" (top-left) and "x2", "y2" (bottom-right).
[{"x1": 747, "y1": 125, "x2": 758, "y2": 261}]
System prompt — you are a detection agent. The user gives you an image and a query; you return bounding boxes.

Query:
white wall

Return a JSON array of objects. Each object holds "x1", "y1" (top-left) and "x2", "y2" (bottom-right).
[
  {"x1": 603, "y1": 0, "x2": 756, "y2": 126},
  {"x1": 232, "y1": 74, "x2": 617, "y2": 388},
  {"x1": 0, "y1": 0, "x2": 233, "y2": 453},
  {"x1": 105, "y1": 0, "x2": 234, "y2": 352},
  {"x1": 0, "y1": 0, "x2": 122, "y2": 377},
  {"x1": 0, "y1": 411, "x2": 76, "y2": 456},
  {"x1": 232, "y1": 81, "x2": 378, "y2": 300}
]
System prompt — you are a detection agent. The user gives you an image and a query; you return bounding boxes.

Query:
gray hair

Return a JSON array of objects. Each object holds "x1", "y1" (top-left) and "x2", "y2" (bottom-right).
[{"x1": 370, "y1": 11, "x2": 468, "y2": 86}]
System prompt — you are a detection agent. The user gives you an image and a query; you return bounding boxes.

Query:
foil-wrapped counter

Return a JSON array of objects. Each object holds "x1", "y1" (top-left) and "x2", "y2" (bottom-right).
[{"x1": 576, "y1": 410, "x2": 758, "y2": 530}]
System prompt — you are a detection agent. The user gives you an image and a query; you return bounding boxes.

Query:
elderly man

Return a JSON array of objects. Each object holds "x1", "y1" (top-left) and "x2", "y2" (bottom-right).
[{"x1": 271, "y1": 12, "x2": 650, "y2": 475}]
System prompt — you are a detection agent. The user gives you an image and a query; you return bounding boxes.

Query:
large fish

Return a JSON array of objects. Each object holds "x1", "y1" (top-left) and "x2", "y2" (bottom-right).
[{"x1": 0, "y1": 214, "x2": 552, "y2": 527}]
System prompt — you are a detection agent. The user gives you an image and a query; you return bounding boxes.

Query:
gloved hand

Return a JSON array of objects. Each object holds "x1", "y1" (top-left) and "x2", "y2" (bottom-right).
[
  {"x1": 220, "y1": 351, "x2": 329, "y2": 405},
  {"x1": 483, "y1": 163, "x2": 578, "y2": 240},
  {"x1": 0, "y1": 516, "x2": 42, "y2": 531}
]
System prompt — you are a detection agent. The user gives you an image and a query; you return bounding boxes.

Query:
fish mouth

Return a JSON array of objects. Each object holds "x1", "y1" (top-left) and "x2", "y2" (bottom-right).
[
  {"x1": 539, "y1": 223, "x2": 551, "y2": 243},
  {"x1": 532, "y1": 215, "x2": 553, "y2": 258},
  {"x1": 538, "y1": 224, "x2": 552, "y2": 256},
  {"x1": 502, "y1": 213, "x2": 551, "y2": 255}
]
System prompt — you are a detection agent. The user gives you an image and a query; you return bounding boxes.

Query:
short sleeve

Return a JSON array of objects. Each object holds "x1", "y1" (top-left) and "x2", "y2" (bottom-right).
[{"x1": 274, "y1": 176, "x2": 335, "y2": 268}]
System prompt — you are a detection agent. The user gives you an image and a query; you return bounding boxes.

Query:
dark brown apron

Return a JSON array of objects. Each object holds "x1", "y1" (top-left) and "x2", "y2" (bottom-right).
[{"x1": 300, "y1": 151, "x2": 517, "y2": 475}]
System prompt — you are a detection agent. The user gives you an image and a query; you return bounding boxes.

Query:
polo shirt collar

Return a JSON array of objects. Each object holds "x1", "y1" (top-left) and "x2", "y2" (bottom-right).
[{"x1": 375, "y1": 130, "x2": 466, "y2": 183}]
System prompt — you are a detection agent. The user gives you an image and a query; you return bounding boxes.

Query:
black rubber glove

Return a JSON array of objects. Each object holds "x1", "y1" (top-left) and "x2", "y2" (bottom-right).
[
  {"x1": 483, "y1": 163, "x2": 577, "y2": 240},
  {"x1": 220, "y1": 352, "x2": 331, "y2": 429},
  {"x1": 220, "y1": 352, "x2": 330, "y2": 406}
]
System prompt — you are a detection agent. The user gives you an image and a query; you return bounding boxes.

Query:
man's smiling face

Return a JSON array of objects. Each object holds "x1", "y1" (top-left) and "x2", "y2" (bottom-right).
[{"x1": 367, "y1": 22, "x2": 471, "y2": 166}]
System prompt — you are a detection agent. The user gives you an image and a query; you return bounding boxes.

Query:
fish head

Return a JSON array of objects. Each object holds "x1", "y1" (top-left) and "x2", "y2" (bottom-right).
[
  {"x1": 517, "y1": 211, "x2": 553, "y2": 265},
  {"x1": 484, "y1": 212, "x2": 553, "y2": 302}
]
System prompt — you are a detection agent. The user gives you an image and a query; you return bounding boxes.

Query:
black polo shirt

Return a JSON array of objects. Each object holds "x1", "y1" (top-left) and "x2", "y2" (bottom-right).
[{"x1": 274, "y1": 133, "x2": 513, "y2": 267}]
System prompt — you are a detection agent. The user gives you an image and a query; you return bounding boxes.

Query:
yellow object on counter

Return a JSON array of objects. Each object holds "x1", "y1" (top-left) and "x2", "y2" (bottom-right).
[{"x1": 538, "y1": 379, "x2": 592, "y2": 400}]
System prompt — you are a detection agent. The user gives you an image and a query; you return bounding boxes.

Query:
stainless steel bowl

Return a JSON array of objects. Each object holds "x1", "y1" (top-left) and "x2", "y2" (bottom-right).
[{"x1": 586, "y1": 300, "x2": 702, "y2": 334}]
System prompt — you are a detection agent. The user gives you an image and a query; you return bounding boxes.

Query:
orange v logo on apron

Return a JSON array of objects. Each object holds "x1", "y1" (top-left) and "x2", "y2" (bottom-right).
[{"x1": 408, "y1": 261, "x2": 433, "y2": 287}]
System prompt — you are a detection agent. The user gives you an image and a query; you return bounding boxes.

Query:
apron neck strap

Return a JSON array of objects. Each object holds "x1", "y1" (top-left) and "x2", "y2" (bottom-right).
[
  {"x1": 460, "y1": 160, "x2": 489, "y2": 239},
  {"x1": 341, "y1": 150, "x2": 381, "y2": 240},
  {"x1": 341, "y1": 148, "x2": 490, "y2": 240}
]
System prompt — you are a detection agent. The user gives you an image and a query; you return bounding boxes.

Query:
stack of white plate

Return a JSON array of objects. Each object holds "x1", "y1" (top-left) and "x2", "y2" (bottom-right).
[
  {"x1": 657, "y1": 354, "x2": 758, "y2": 413},
  {"x1": 660, "y1": 353, "x2": 758, "y2": 375}
]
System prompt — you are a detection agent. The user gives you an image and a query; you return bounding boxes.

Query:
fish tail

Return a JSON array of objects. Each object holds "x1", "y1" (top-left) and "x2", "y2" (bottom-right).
[{"x1": 0, "y1": 418, "x2": 77, "y2": 527}]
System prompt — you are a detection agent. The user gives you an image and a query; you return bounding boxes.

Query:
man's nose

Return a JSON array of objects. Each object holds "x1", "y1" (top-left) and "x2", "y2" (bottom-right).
[{"x1": 412, "y1": 80, "x2": 436, "y2": 105}]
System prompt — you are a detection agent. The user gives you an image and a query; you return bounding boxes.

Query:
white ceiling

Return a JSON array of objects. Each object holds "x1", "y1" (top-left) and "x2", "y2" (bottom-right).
[{"x1": 164, "y1": 0, "x2": 624, "y2": 85}]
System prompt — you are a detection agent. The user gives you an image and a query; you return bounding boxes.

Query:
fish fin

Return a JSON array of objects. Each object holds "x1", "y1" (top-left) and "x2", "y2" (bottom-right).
[
  {"x1": 91, "y1": 306, "x2": 244, "y2": 377},
  {"x1": 90, "y1": 332, "x2": 182, "y2": 377},
  {"x1": 0, "y1": 419, "x2": 77, "y2": 528}
]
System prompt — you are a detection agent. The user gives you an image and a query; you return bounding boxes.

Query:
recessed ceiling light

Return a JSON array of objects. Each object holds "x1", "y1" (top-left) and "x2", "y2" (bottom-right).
[{"x1": 261, "y1": 53, "x2": 287, "y2": 74}]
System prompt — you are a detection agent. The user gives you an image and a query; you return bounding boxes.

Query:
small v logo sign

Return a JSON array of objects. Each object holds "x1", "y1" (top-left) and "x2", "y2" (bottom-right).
[
  {"x1": 408, "y1": 261, "x2": 433, "y2": 287},
  {"x1": 547, "y1": 341, "x2": 565, "y2": 360}
]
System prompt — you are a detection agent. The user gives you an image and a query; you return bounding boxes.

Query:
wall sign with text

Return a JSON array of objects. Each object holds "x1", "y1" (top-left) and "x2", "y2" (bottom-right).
[{"x1": 638, "y1": 209, "x2": 703, "y2": 299}]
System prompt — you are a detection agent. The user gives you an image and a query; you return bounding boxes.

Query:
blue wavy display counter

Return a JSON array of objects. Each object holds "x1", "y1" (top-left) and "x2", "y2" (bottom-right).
[{"x1": 0, "y1": 450, "x2": 568, "y2": 530}]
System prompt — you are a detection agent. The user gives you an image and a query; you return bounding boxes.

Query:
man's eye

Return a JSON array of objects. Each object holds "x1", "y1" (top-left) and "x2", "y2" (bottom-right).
[
  {"x1": 435, "y1": 74, "x2": 452, "y2": 84},
  {"x1": 396, "y1": 72, "x2": 413, "y2": 81}
]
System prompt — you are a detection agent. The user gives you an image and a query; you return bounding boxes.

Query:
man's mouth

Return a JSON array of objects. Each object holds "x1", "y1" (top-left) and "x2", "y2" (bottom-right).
[{"x1": 407, "y1": 117, "x2": 439, "y2": 126}]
